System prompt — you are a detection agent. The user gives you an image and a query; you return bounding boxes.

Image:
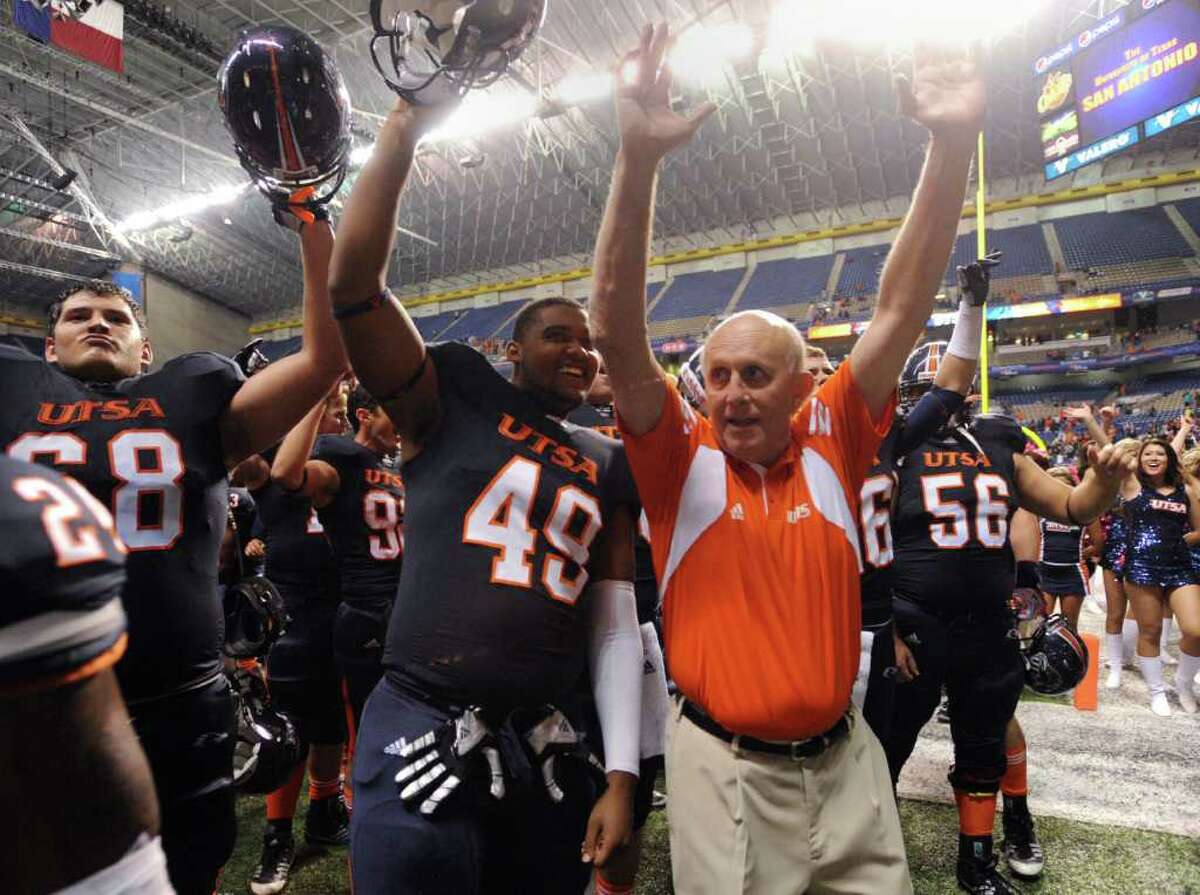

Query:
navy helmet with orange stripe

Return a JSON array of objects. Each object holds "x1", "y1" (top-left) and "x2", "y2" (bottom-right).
[
  {"x1": 898, "y1": 339, "x2": 949, "y2": 412},
  {"x1": 218, "y1": 26, "x2": 351, "y2": 210}
]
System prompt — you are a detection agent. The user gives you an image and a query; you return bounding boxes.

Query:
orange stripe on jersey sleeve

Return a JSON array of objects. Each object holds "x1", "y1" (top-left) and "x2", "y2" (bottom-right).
[{"x1": 0, "y1": 633, "x2": 128, "y2": 698}]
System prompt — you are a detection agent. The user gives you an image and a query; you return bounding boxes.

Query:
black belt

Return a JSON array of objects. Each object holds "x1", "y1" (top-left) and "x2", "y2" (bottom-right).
[{"x1": 681, "y1": 700, "x2": 851, "y2": 760}]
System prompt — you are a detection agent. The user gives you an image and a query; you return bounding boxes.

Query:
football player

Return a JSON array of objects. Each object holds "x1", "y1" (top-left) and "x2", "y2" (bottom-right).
[
  {"x1": 883, "y1": 351, "x2": 1132, "y2": 893},
  {"x1": 0, "y1": 213, "x2": 345, "y2": 894},
  {"x1": 238, "y1": 384, "x2": 353, "y2": 894},
  {"x1": 567, "y1": 366, "x2": 670, "y2": 895},
  {"x1": 0, "y1": 456, "x2": 172, "y2": 893},
  {"x1": 270, "y1": 384, "x2": 404, "y2": 743},
  {"x1": 327, "y1": 96, "x2": 643, "y2": 893}
]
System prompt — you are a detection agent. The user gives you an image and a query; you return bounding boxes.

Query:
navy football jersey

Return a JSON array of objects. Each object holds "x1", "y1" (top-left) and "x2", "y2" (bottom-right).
[
  {"x1": 892, "y1": 414, "x2": 1024, "y2": 613},
  {"x1": 858, "y1": 388, "x2": 964, "y2": 628},
  {"x1": 1040, "y1": 518, "x2": 1084, "y2": 566},
  {"x1": 0, "y1": 456, "x2": 127, "y2": 692},
  {"x1": 312, "y1": 434, "x2": 404, "y2": 604},
  {"x1": 567, "y1": 401, "x2": 657, "y2": 624},
  {"x1": 385, "y1": 343, "x2": 639, "y2": 708},
  {"x1": 0, "y1": 345, "x2": 243, "y2": 702},
  {"x1": 252, "y1": 480, "x2": 337, "y2": 592}
]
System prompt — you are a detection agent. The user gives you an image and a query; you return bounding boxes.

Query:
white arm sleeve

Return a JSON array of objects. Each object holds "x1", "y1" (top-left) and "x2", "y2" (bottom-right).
[{"x1": 586, "y1": 579, "x2": 643, "y2": 777}]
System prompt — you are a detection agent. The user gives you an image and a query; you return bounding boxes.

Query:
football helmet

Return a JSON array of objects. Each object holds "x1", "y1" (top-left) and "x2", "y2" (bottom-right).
[
  {"x1": 223, "y1": 576, "x2": 290, "y2": 659},
  {"x1": 1021, "y1": 614, "x2": 1089, "y2": 696},
  {"x1": 217, "y1": 26, "x2": 351, "y2": 208},
  {"x1": 231, "y1": 666, "x2": 302, "y2": 794},
  {"x1": 368, "y1": 0, "x2": 547, "y2": 104},
  {"x1": 677, "y1": 346, "x2": 706, "y2": 413},
  {"x1": 898, "y1": 340, "x2": 948, "y2": 412}
]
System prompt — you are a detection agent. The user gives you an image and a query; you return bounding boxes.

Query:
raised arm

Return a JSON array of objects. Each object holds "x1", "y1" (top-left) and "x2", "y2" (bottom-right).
[
  {"x1": 1065, "y1": 405, "x2": 1110, "y2": 447},
  {"x1": 269, "y1": 399, "x2": 340, "y2": 507},
  {"x1": 1015, "y1": 442, "x2": 1135, "y2": 525},
  {"x1": 849, "y1": 46, "x2": 985, "y2": 418},
  {"x1": 1171, "y1": 414, "x2": 1193, "y2": 456},
  {"x1": 590, "y1": 24, "x2": 715, "y2": 436},
  {"x1": 327, "y1": 100, "x2": 449, "y2": 449},
  {"x1": 220, "y1": 220, "x2": 348, "y2": 468}
]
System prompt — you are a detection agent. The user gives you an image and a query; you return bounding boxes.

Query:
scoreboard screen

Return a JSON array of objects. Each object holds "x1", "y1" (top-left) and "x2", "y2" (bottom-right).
[{"x1": 1035, "y1": 0, "x2": 1200, "y2": 180}]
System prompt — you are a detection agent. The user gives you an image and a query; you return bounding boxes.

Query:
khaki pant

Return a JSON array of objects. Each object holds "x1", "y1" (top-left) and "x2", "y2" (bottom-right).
[{"x1": 666, "y1": 700, "x2": 912, "y2": 895}]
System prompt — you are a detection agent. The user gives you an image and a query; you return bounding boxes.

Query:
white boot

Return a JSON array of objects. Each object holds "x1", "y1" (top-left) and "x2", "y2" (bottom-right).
[
  {"x1": 1122, "y1": 619, "x2": 1139, "y2": 667},
  {"x1": 1161, "y1": 619, "x2": 1177, "y2": 666},
  {"x1": 1138, "y1": 655, "x2": 1172, "y2": 716},
  {"x1": 1176, "y1": 653, "x2": 1200, "y2": 714},
  {"x1": 1105, "y1": 633, "x2": 1124, "y2": 689}
]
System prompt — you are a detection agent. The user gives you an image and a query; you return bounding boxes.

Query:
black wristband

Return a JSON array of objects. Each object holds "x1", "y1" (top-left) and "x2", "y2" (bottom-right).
[
  {"x1": 333, "y1": 290, "x2": 392, "y2": 321},
  {"x1": 1016, "y1": 560, "x2": 1041, "y2": 590},
  {"x1": 374, "y1": 352, "x2": 430, "y2": 404}
]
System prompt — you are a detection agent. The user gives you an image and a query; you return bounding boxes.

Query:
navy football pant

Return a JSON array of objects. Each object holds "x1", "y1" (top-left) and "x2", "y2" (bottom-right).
[
  {"x1": 350, "y1": 677, "x2": 597, "y2": 895},
  {"x1": 129, "y1": 674, "x2": 237, "y2": 895},
  {"x1": 884, "y1": 598, "x2": 1024, "y2": 793},
  {"x1": 334, "y1": 601, "x2": 389, "y2": 738},
  {"x1": 861, "y1": 619, "x2": 898, "y2": 744},
  {"x1": 267, "y1": 589, "x2": 346, "y2": 747}
]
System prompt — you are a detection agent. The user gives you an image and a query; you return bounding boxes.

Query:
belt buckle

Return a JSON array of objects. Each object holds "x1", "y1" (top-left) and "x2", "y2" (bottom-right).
[{"x1": 790, "y1": 736, "x2": 819, "y2": 761}]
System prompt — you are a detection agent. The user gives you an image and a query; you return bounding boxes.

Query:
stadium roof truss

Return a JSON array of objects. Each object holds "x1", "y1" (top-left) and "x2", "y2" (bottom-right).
[{"x1": 1, "y1": 0, "x2": 1198, "y2": 318}]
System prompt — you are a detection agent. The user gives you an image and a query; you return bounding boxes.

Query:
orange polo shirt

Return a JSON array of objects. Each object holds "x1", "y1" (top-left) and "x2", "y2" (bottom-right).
[{"x1": 619, "y1": 363, "x2": 893, "y2": 741}]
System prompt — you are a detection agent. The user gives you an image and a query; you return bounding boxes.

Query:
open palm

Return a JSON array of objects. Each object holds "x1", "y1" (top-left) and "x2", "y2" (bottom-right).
[
  {"x1": 898, "y1": 45, "x2": 986, "y2": 137},
  {"x1": 616, "y1": 23, "x2": 716, "y2": 161}
]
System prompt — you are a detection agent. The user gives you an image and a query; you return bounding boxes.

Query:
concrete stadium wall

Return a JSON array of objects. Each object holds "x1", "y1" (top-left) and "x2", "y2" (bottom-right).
[{"x1": 144, "y1": 272, "x2": 249, "y2": 366}]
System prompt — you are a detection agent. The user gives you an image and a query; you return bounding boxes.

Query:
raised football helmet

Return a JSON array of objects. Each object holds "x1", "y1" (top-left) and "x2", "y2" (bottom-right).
[
  {"x1": 1021, "y1": 614, "x2": 1089, "y2": 696},
  {"x1": 217, "y1": 26, "x2": 351, "y2": 208},
  {"x1": 677, "y1": 346, "x2": 706, "y2": 413},
  {"x1": 223, "y1": 576, "x2": 289, "y2": 659},
  {"x1": 368, "y1": 0, "x2": 547, "y2": 104},
  {"x1": 898, "y1": 340, "x2": 948, "y2": 412},
  {"x1": 231, "y1": 666, "x2": 302, "y2": 794}
]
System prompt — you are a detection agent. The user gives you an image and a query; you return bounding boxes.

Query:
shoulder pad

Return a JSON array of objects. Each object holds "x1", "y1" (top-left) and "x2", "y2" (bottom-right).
[
  {"x1": 971, "y1": 413, "x2": 1027, "y2": 454},
  {"x1": 429, "y1": 342, "x2": 498, "y2": 389},
  {"x1": 159, "y1": 351, "x2": 246, "y2": 383},
  {"x1": 0, "y1": 341, "x2": 43, "y2": 364}
]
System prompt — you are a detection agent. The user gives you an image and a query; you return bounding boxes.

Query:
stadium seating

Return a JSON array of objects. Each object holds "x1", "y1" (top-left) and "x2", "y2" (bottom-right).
[
  {"x1": 737, "y1": 256, "x2": 834, "y2": 310},
  {"x1": 649, "y1": 269, "x2": 743, "y2": 322},
  {"x1": 1171, "y1": 198, "x2": 1200, "y2": 240},
  {"x1": 834, "y1": 250, "x2": 887, "y2": 299},
  {"x1": 413, "y1": 309, "x2": 462, "y2": 341},
  {"x1": 437, "y1": 302, "x2": 521, "y2": 343},
  {"x1": 945, "y1": 225, "x2": 1053, "y2": 283},
  {"x1": 1054, "y1": 208, "x2": 1192, "y2": 269}
]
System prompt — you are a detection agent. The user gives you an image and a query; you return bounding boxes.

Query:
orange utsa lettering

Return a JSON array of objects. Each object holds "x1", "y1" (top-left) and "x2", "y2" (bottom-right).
[
  {"x1": 552, "y1": 445, "x2": 579, "y2": 470},
  {"x1": 35, "y1": 398, "x2": 166, "y2": 426},
  {"x1": 130, "y1": 398, "x2": 166, "y2": 419},
  {"x1": 365, "y1": 469, "x2": 403, "y2": 489},
  {"x1": 496, "y1": 413, "x2": 600, "y2": 486},
  {"x1": 498, "y1": 415, "x2": 533, "y2": 442},
  {"x1": 573, "y1": 457, "x2": 599, "y2": 486}
]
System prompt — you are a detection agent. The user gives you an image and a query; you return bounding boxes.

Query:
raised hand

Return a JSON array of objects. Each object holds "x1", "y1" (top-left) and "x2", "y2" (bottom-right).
[
  {"x1": 896, "y1": 43, "x2": 986, "y2": 138},
  {"x1": 1087, "y1": 441, "x2": 1137, "y2": 489},
  {"x1": 616, "y1": 23, "x2": 716, "y2": 163},
  {"x1": 1063, "y1": 405, "x2": 1094, "y2": 422}
]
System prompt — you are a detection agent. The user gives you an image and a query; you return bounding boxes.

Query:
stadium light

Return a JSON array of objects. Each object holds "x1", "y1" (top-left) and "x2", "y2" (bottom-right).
[
  {"x1": 553, "y1": 70, "x2": 616, "y2": 106},
  {"x1": 424, "y1": 90, "x2": 539, "y2": 145},
  {"x1": 669, "y1": 23, "x2": 755, "y2": 86},
  {"x1": 114, "y1": 182, "x2": 249, "y2": 233},
  {"x1": 768, "y1": 0, "x2": 1048, "y2": 49}
]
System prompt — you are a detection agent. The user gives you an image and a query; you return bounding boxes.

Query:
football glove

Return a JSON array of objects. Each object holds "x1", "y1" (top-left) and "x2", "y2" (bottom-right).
[
  {"x1": 519, "y1": 707, "x2": 606, "y2": 804},
  {"x1": 270, "y1": 185, "x2": 330, "y2": 232},
  {"x1": 232, "y1": 338, "x2": 270, "y2": 378},
  {"x1": 392, "y1": 708, "x2": 505, "y2": 815},
  {"x1": 956, "y1": 251, "x2": 1003, "y2": 306}
]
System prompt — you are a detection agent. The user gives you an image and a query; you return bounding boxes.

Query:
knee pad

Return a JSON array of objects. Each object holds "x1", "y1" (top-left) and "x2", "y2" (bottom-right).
[{"x1": 947, "y1": 732, "x2": 1006, "y2": 793}]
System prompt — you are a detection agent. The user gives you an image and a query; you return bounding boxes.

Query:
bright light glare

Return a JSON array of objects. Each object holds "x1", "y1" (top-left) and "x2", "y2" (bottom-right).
[
  {"x1": 115, "y1": 183, "x2": 249, "y2": 233},
  {"x1": 350, "y1": 143, "x2": 375, "y2": 166},
  {"x1": 669, "y1": 24, "x2": 754, "y2": 86},
  {"x1": 768, "y1": 0, "x2": 1048, "y2": 50},
  {"x1": 554, "y1": 70, "x2": 615, "y2": 106},
  {"x1": 423, "y1": 90, "x2": 539, "y2": 145}
]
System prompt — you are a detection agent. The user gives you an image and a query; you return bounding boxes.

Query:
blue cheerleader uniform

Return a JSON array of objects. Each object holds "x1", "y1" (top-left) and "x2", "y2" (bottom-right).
[{"x1": 1123, "y1": 485, "x2": 1199, "y2": 590}]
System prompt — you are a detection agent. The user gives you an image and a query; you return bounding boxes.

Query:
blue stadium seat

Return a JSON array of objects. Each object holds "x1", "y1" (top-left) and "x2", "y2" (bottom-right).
[
  {"x1": 835, "y1": 250, "x2": 888, "y2": 299},
  {"x1": 1055, "y1": 209, "x2": 1191, "y2": 268},
  {"x1": 413, "y1": 310, "x2": 461, "y2": 341},
  {"x1": 649, "y1": 269, "x2": 744, "y2": 322},
  {"x1": 438, "y1": 302, "x2": 521, "y2": 342},
  {"x1": 944, "y1": 225, "x2": 1053, "y2": 283},
  {"x1": 738, "y1": 256, "x2": 834, "y2": 310},
  {"x1": 1173, "y1": 198, "x2": 1200, "y2": 239}
]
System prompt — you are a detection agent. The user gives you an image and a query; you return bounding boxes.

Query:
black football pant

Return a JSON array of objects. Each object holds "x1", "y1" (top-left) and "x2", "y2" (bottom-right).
[
  {"x1": 129, "y1": 674, "x2": 237, "y2": 895},
  {"x1": 350, "y1": 677, "x2": 597, "y2": 894},
  {"x1": 334, "y1": 600, "x2": 390, "y2": 740},
  {"x1": 267, "y1": 588, "x2": 346, "y2": 748},
  {"x1": 861, "y1": 619, "x2": 898, "y2": 743},
  {"x1": 884, "y1": 598, "x2": 1024, "y2": 794}
]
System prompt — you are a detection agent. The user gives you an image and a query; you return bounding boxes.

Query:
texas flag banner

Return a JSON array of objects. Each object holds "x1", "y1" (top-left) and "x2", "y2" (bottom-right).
[{"x1": 12, "y1": 0, "x2": 125, "y2": 74}]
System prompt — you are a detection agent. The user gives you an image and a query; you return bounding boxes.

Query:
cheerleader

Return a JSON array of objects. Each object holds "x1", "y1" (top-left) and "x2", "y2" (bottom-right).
[
  {"x1": 1099, "y1": 439, "x2": 1140, "y2": 688},
  {"x1": 1120, "y1": 438, "x2": 1200, "y2": 715},
  {"x1": 1038, "y1": 467, "x2": 1102, "y2": 630}
]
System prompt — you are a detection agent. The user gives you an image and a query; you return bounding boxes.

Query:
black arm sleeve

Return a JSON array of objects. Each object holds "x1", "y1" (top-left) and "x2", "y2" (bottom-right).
[{"x1": 895, "y1": 387, "x2": 966, "y2": 456}]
